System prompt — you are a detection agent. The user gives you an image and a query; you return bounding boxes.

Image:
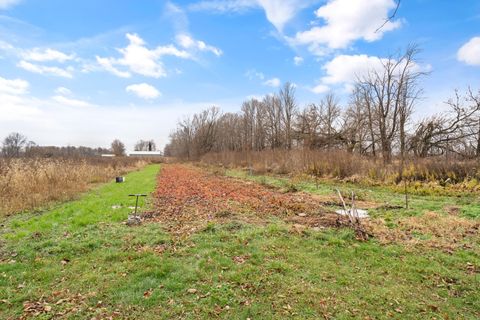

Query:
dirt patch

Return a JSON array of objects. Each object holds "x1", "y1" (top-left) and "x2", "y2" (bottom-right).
[
  {"x1": 147, "y1": 164, "x2": 478, "y2": 249},
  {"x1": 366, "y1": 211, "x2": 480, "y2": 251},
  {"x1": 148, "y1": 164, "x2": 340, "y2": 236}
]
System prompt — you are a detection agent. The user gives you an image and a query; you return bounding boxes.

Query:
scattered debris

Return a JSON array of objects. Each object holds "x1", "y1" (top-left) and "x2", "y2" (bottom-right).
[
  {"x1": 335, "y1": 209, "x2": 369, "y2": 218},
  {"x1": 335, "y1": 189, "x2": 371, "y2": 240},
  {"x1": 126, "y1": 215, "x2": 142, "y2": 226},
  {"x1": 111, "y1": 205, "x2": 122, "y2": 209}
]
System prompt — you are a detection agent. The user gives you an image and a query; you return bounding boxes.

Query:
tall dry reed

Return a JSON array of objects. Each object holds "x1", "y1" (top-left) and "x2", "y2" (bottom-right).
[
  {"x1": 0, "y1": 158, "x2": 147, "y2": 216},
  {"x1": 201, "y1": 150, "x2": 480, "y2": 190}
]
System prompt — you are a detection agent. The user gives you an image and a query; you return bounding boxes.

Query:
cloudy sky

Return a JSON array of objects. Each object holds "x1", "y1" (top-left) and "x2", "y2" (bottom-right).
[{"x1": 0, "y1": 0, "x2": 479, "y2": 150}]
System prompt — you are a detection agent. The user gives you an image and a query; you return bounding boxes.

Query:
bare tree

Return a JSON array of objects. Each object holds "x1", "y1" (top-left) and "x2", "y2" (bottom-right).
[
  {"x1": 2, "y1": 132, "x2": 28, "y2": 158},
  {"x1": 410, "y1": 89, "x2": 480, "y2": 158},
  {"x1": 358, "y1": 44, "x2": 426, "y2": 164},
  {"x1": 111, "y1": 139, "x2": 126, "y2": 156},
  {"x1": 280, "y1": 82, "x2": 297, "y2": 149},
  {"x1": 135, "y1": 139, "x2": 157, "y2": 152},
  {"x1": 319, "y1": 93, "x2": 341, "y2": 149}
]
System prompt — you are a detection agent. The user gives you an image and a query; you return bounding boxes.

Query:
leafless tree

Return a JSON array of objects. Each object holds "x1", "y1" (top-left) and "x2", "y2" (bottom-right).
[
  {"x1": 111, "y1": 139, "x2": 126, "y2": 156},
  {"x1": 280, "y1": 82, "x2": 297, "y2": 149},
  {"x1": 2, "y1": 132, "x2": 28, "y2": 158},
  {"x1": 357, "y1": 44, "x2": 426, "y2": 164},
  {"x1": 135, "y1": 139, "x2": 157, "y2": 152}
]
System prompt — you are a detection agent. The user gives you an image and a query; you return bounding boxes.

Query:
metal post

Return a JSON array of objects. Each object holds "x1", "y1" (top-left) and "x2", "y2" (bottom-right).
[{"x1": 129, "y1": 194, "x2": 147, "y2": 214}]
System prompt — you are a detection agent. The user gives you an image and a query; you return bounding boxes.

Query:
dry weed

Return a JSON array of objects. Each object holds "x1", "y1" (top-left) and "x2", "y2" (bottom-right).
[
  {"x1": 365, "y1": 211, "x2": 480, "y2": 251},
  {"x1": 0, "y1": 158, "x2": 147, "y2": 216}
]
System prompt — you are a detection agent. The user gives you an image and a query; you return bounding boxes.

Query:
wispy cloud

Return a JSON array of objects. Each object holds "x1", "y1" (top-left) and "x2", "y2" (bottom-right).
[
  {"x1": 21, "y1": 48, "x2": 75, "y2": 63},
  {"x1": 52, "y1": 95, "x2": 92, "y2": 107},
  {"x1": 0, "y1": 75, "x2": 29, "y2": 94},
  {"x1": 0, "y1": 0, "x2": 21, "y2": 10},
  {"x1": 176, "y1": 34, "x2": 222, "y2": 56},
  {"x1": 189, "y1": 0, "x2": 312, "y2": 32},
  {"x1": 95, "y1": 32, "x2": 221, "y2": 79},
  {"x1": 263, "y1": 77, "x2": 281, "y2": 87},
  {"x1": 126, "y1": 83, "x2": 161, "y2": 100},
  {"x1": 17, "y1": 60, "x2": 74, "y2": 78}
]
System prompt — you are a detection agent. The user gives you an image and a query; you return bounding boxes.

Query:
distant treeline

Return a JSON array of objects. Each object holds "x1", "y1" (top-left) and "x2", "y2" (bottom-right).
[
  {"x1": 0, "y1": 132, "x2": 160, "y2": 159},
  {"x1": 165, "y1": 46, "x2": 480, "y2": 164}
]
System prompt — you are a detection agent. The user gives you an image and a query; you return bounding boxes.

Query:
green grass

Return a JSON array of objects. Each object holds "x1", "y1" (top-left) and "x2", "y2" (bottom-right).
[{"x1": 1, "y1": 164, "x2": 479, "y2": 319}]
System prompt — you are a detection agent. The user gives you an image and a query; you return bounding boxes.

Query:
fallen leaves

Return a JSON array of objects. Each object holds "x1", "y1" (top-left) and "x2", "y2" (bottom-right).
[
  {"x1": 19, "y1": 290, "x2": 104, "y2": 319},
  {"x1": 148, "y1": 164, "x2": 337, "y2": 236},
  {"x1": 23, "y1": 301, "x2": 52, "y2": 316},
  {"x1": 143, "y1": 288, "x2": 153, "y2": 299},
  {"x1": 232, "y1": 255, "x2": 250, "y2": 264}
]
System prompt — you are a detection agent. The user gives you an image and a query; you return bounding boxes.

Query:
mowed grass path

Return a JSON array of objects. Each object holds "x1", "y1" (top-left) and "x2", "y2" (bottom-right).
[{"x1": 1, "y1": 164, "x2": 479, "y2": 319}]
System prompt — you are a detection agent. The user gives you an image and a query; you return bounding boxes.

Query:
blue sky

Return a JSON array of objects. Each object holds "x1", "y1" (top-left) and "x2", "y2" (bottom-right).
[{"x1": 0, "y1": 0, "x2": 479, "y2": 149}]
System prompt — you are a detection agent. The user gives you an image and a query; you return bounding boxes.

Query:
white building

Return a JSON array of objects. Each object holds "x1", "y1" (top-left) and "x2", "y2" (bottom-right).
[{"x1": 126, "y1": 151, "x2": 163, "y2": 157}]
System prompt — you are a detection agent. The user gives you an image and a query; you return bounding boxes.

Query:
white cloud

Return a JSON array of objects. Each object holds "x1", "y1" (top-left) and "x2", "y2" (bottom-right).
[
  {"x1": 245, "y1": 69, "x2": 265, "y2": 80},
  {"x1": 246, "y1": 69, "x2": 280, "y2": 87},
  {"x1": 294, "y1": 0, "x2": 401, "y2": 54},
  {"x1": 294, "y1": 56, "x2": 304, "y2": 66},
  {"x1": 54, "y1": 87, "x2": 72, "y2": 96},
  {"x1": 457, "y1": 37, "x2": 480, "y2": 66},
  {"x1": 313, "y1": 53, "x2": 427, "y2": 93},
  {"x1": 309, "y1": 54, "x2": 387, "y2": 93},
  {"x1": 0, "y1": 75, "x2": 29, "y2": 95},
  {"x1": 310, "y1": 84, "x2": 330, "y2": 94},
  {"x1": 189, "y1": 0, "x2": 257, "y2": 13},
  {"x1": 52, "y1": 95, "x2": 92, "y2": 107},
  {"x1": 96, "y1": 56, "x2": 131, "y2": 78},
  {"x1": 126, "y1": 83, "x2": 161, "y2": 100},
  {"x1": 22, "y1": 48, "x2": 74, "y2": 63},
  {"x1": 190, "y1": 0, "x2": 310, "y2": 31},
  {"x1": 176, "y1": 34, "x2": 223, "y2": 56},
  {"x1": 96, "y1": 33, "x2": 192, "y2": 78},
  {"x1": 321, "y1": 54, "x2": 386, "y2": 85},
  {"x1": 0, "y1": 40, "x2": 13, "y2": 50},
  {"x1": 18, "y1": 60, "x2": 74, "y2": 78},
  {"x1": 257, "y1": 0, "x2": 309, "y2": 32},
  {"x1": 263, "y1": 77, "x2": 281, "y2": 87},
  {"x1": 0, "y1": 0, "x2": 21, "y2": 9}
]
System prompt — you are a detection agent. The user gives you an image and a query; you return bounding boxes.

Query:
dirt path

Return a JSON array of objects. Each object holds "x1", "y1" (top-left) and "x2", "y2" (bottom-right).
[{"x1": 148, "y1": 164, "x2": 341, "y2": 236}]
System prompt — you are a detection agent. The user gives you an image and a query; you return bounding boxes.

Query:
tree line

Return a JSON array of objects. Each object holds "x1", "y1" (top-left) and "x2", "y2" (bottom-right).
[
  {"x1": 165, "y1": 46, "x2": 480, "y2": 164},
  {"x1": 1, "y1": 133, "x2": 159, "y2": 158}
]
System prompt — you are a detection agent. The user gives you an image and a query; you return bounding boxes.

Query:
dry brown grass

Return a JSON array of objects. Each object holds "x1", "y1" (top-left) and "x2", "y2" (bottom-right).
[
  {"x1": 0, "y1": 157, "x2": 148, "y2": 216},
  {"x1": 201, "y1": 150, "x2": 480, "y2": 192},
  {"x1": 365, "y1": 212, "x2": 480, "y2": 251}
]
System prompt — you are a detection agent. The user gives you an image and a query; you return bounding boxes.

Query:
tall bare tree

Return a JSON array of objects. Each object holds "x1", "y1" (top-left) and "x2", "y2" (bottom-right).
[
  {"x1": 111, "y1": 139, "x2": 126, "y2": 156},
  {"x1": 2, "y1": 132, "x2": 28, "y2": 158},
  {"x1": 357, "y1": 44, "x2": 426, "y2": 164},
  {"x1": 280, "y1": 82, "x2": 297, "y2": 149}
]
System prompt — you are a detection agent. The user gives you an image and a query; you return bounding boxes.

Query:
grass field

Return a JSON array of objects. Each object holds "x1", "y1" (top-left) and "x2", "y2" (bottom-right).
[{"x1": 1, "y1": 164, "x2": 479, "y2": 319}]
